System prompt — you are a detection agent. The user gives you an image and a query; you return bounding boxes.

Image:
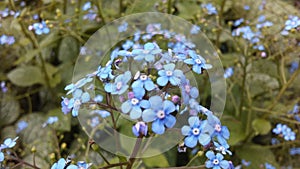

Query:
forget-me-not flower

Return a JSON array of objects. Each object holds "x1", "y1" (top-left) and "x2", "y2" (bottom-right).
[
  {"x1": 30, "y1": 21, "x2": 50, "y2": 35},
  {"x1": 180, "y1": 77, "x2": 199, "y2": 105},
  {"x1": 205, "y1": 151, "x2": 230, "y2": 169},
  {"x1": 0, "y1": 137, "x2": 18, "y2": 149},
  {"x1": 181, "y1": 116, "x2": 212, "y2": 147},
  {"x1": 207, "y1": 113, "x2": 230, "y2": 144},
  {"x1": 65, "y1": 77, "x2": 93, "y2": 95},
  {"x1": 157, "y1": 63, "x2": 184, "y2": 86},
  {"x1": 68, "y1": 89, "x2": 90, "y2": 117},
  {"x1": 201, "y1": 3, "x2": 218, "y2": 15},
  {"x1": 121, "y1": 87, "x2": 150, "y2": 119},
  {"x1": 142, "y1": 96, "x2": 176, "y2": 134},
  {"x1": 184, "y1": 50, "x2": 212, "y2": 74},
  {"x1": 51, "y1": 158, "x2": 78, "y2": 169},
  {"x1": 132, "y1": 73, "x2": 155, "y2": 91},
  {"x1": 118, "y1": 22, "x2": 128, "y2": 32},
  {"x1": 131, "y1": 42, "x2": 162, "y2": 62},
  {"x1": 16, "y1": 120, "x2": 28, "y2": 133},
  {"x1": 105, "y1": 71, "x2": 131, "y2": 95}
]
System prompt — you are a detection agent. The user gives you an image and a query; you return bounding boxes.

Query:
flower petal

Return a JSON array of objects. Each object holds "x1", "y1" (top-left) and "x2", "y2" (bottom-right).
[
  {"x1": 184, "y1": 136, "x2": 198, "y2": 148},
  {"x1": 164, "y1": 115, "x2": 176, "y2": 128},
  {"x1": 152, "y1": 119, "x2": 165, "y2": 134},
  {"x1": 142, "y1": 109, "x2": 156, "y2": 122},
  {"x1": 121, "y1": 101, "x2": 132, "y2": 114},
  {"x1": 130, "y1": 107, "x2": 142, "y2": 119},
  {"x1": 157, "y1": 77, "x2": 168, "y2": 86},
  {"x1": 181, "y1": 126, "x2": 191, "y2": 136}
]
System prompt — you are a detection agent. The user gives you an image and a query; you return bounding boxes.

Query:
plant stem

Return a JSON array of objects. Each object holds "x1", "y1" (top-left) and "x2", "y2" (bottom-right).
[
  {"x1": 167, "y1": 0, "x2": 172, "y2": 14},
  {"x1": 94, "y1": 0, "x2": 106, "y2": 25},
  {"x1": 238, "y1": 47, "x2": 249, "y2": 118},
  {"x1": 9, "y1": 156, "x2": 40, "y2": 169},
  {"x1": 126, "y1": 135, "x2": 143, "y2": 169}
]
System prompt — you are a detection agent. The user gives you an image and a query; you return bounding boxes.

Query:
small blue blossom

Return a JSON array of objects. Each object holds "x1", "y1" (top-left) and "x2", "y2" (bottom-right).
[
  {"x1": 241, "y1": 159, "x2": 251, "y2": 167},
  {"x1": 91, "y1": 110, "x2": 110, "y2": 118},
  {"x1": 0, "y1": 35, "x2": 15, "y2": 45},
  {"x1": 118, "y1": 22, "x2": 128, "y2": 32},
  {"x1": 95, "y1": 65, "x2": 115, "y2": 81},
  {"x1": 61, "y1": 97, "x2": 72, "y2": 114},
  {"x1": 184, "y1": 50, "x2": 212, "y2": 74},
  {"x1": 105, "y1": 71, "x2": 131, "y2": 95},
  {"x1": 43, "y1": 116, "x2": 59, "y2": 127},
  {"x1": 290, "y1": 147, "x2": 300, "y2": 155},
  {"x1": 132, "y1": 73, "x2": 155, "y2": 91},
  {"x1": 30, "y1": 21, "x2": 50, "y2": 35},
  {"x1": 82, "y1": 2, "x2": 92, "y2": 11},
  {"x1": 121, "y1": 87, "x2": 150, "y2": 119},
  {"x1": 132, "y1": 121, "x2": 148, "y2": 137},
  {"x1": 68, "y1": 89, "x2": 91, "y2": 117},
  {"x1": 224, "y1": 67, "x2": 234, "y2": 78},
  {"x1": 93, "y1": 95, "x2": 103, "y2": 102},
  {"x1": 181, "y1": 116, "x2": 212, "y2": 147},
  {"x1": 0, "y1": 151, "x2": 4, "y2": 162},
  {"x1": 122, "y1": 40, "x2": 134, "y2": 50},
  {"x1": 157, "y1": 63, "x2": 184, "y2": 86},
  {"x1": 1, "y1": 81, "x2": 8, "y2": 93},
  {"x1": 272, "y1": 123, "x2": 287, "y2": 134},
  {"x1": 190, "y1": 25, "x2": 201, "y2": 34},
  {"x1": 16, "y1": 120, "x2": 28, "y2": 133},
  {"x1": 207, "y1": 113, "x2": 230, "y2": 144},
  {"x1": 233, "y1": 18, "x2": 244, "y2": 27},
  {"x1": 214, "y1": 141, "x2": 232, "y2": 155},
  {"x1": 289, "y1": 61, "x2": 299, "y2": 73},
  {"x1": 243, "y1": 5, "x2": 250, "y2": 10},
  {"x1": 180, "y1": 77, "x2": 199, "y2": 105},
  {"x1": 0, "y1": 137, "x2": 18, "y2": 149},
  {"x1": 77, "y1": 161, "x2": 92, "y2": 169},
  {"x1": 264, "y1": 163, "x2": 275, "y2": 169},
  {"x1": 201, "y1": 3, "x2": 218, "y2": 15},
  {"x1": 131, "y1": 42, "x2": 162, "y2": 62},
  {"x1": 205, "y1": 151, "x2": 230, "y2": 169},
  {"x1": 283, "y1": 128, "x2": 296, "y2": 141},
  {"x1": 51, "y1": 158, "x2": 78, "y2": 169},
  {"x1": 289, "y1": 103, "x2": 299, "y2": 114},
  {"x1": 142, "y1": 96, "x2": 176, "y2": 134},
  {"x1": 65, "y1": 77, "x2": 93, "y2": 95}
]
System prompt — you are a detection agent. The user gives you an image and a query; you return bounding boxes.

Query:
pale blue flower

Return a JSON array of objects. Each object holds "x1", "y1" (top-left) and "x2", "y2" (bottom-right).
[
  {"x1": 132, "y1": 74, "x2": 155, "y2": 91},
  {"x1": 118, "y1": 22, "x2": 128, "y2": 32},
  {"x1": 180, "y1": 77, "x2": 199, "y2": 105},
  {"x1": 16, "y1": 121, "x2": 28, "y2": 133},
  {"x1": 61, "y1": 97, "x2": 72, "y2": 114},
  {"x1": 190, "y1": 25, "x2": 200, "y2": 34},
  {"x1": 65, "y1": 77, "x2": 93, "y2": 95},
  {"x1": 31, "y1": 21, "x2": 50, "y2": 35},
  {"x1": 77, "y1": 161, "x2": 92, "y2": 169},
  {"x1": 68, "y1": 89, "x2": 90, "y2": 117},
  {"x1": 181, "y1": 116, "x2": 212, "y2": 147},
  {"x1": 201, "y1": 3, "x2": 218, "y2": 15},
  {"x1": 142, "y1": 96, "x2": 176, "y2": 134},
  {"x1": 224, "y1": 67, "x2": 234, "y2": 78},
  {"x1": 184, "y1": 50, "x2": 212, "y2": 74},
  {"x1": 205, "y1": 151, "x2": 229, "y2": 169},
  {"x1": 207, "y1": 113, "x2": 230, "y2": 144},
  {"x1": 265, "y1": 163, "x2": 275, "y2": 169},
  {"x1": 157, "y1": 63, "x2": 184, "y2": 86},
  {"x1": 131, "y1": 42, "x2": 162, "y2": 62},
  {"x1": 105, "y1": 71, "x2": 131, "y2": 95},
  {"x1": 121, "y1": 87, "x2": 150, "y2": 119},
  {"x1": 51, "y1": 158, "x2": 78, "y2": 169}
]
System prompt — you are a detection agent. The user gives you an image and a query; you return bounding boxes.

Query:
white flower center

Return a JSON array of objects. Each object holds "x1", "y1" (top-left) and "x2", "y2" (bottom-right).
[
  {"x1": 116, "y1": 82, "x2": 123, "y2": 90},
  {"x1": 140, "y1": 75, "x2": 148, "y2": 81},
  {"x1": 131, "y1": 98, "x2": 139, "y2": 105},
  {"x1": 215, "y1": 124, "x2": 221, "y2": 132},
  {"x1": 74, "y1": 99, "x2": 81, "y2": 109},
  {"x1": 166, "y1": 70, "x2": 173, "y2": 76},
  {"x1": 192, "y1": 128, "x2": 200, "y2": 135},
  {"x1": 157, "y1": 110, "x2": 165, "y2": 119},
  {"x1": 195, "y1": 59, "x2": 202, "y2": 64},
  {"x1": 213, "y1": 159, "x2": 219, "y2": 165}
]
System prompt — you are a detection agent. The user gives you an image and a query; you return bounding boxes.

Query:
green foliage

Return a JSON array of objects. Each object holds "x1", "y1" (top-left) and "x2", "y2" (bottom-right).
[{"x1": 7, "y1": 66, "x2": 44, "y2": 87}]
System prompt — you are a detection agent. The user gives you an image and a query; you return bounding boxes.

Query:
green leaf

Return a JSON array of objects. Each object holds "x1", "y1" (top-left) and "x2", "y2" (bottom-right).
[
  {"x1": 222, "y1": 116, "x2": 247, "y2": 145},
  {"x1": 58, "y1": 36, "x2": 79, "y2": 62},
  {"x1": 236, "y1": 144, "x2": 279, "y2": 169},
  {"x1": 252, "y1": 118, "x2": 271, "y2": 135},
  {"x1": 142, "y1": 149, "x2": 169, "y2": 167},
  {"x1": 176, "y1": 0, "x2": 200, "y2": 19},
  {"x1": 0, "y1": 94, "x2": 20, "y2": 127},
  {"x1": 125, "y1": 0, "x2": 158, "y2": 14},
  {"x1": 7, "y1": 66, "x2": 44, "y2": 87}
]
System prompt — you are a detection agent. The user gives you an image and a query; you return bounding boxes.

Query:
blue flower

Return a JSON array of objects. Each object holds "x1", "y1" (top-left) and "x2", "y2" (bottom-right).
[
  {"x1": 77, "y1": 161, "x2": 92, "y2": 169},
  {"x1": 82, "y1": 2, "x2": 92, "y2": 11},
  {"x1": 0, "y1": 151, "x2": 4, "y2": 162},
  {"x1": 290, "y1": 147, "x2": 300, "y2": 155},
  {"x1": 284, "y1": 15, "x2": 300, "y2": 31},
  {"x1": 131, "y1": 42, "x2": 162, "y2": 62},
  {"x1": 205, "y1": 151, "x2": 229, "y2": 169},
  {"x1": 283, "y1": 128, "x2": 296, "y2": 141},
  {"x1": 118, "y1": 22, "x2": 128, "y2": 32},
  {"x1": 95, "y1": 65, "x2": 115, "y2": 81},
  {"x1": 207, "y1": 113, "x2": 230, "y2": 144},
  {"x1": 184, "y1": 50, "x2": 212, "y2": 74},
  {"x1": 61, "y1": 97, "x2": 72, "y2": 114},
  {"x1": 190, "y1": 25, "x2": 200, "y2": 34},
  {"x1": 289, "y1": 61, "x2": 299, "y2": 74},
  {"x1": 243, "y1": 5, "x2": 250, "y2": 10},
  {"x1": 142, "y1": 96, "x2": 176, "y2": 134},
  {"x1": 16, "y1": 120, "x2": 28, "y2": 133},
  {"x1": 233, "y1": 18, "x2": 244, "y2": 27},
  {"x1": 31, "y1": 21, "x2": 50, "y2": 35},
  {"x1": 42, "y1": 116, "x2": 59, "y2": 127},
  {"x1": 68, "y1": 89, "x2": 91, "y2": 117},
  {"x1": 104, "y1": 71, "x2": 131, "y2": 95},
  {"x1": 224, "y1": 67, "x2": 234, "y2": 78},
  {"x1": 0, "y1": 35, "x2": 15, "y2": 45},
  {"x1": 132, "y1": 121, "x2": 148, "y2": 137},
  {"x1": 91, "y1": 110, "x2": 110, "y2": 118},
  {"x1": 122, "y1": 40, "x2": 134, "y2": 50},
  {"x1": 214, "y1": 141, "x2": 232, "y2": 155},
  {"x1": 0, "y1": 137, "x2": 18, "y2": 149},
  {"x1": 1, "y1": 81, "x2": 8, "y2": 93},
  {"x1": 180, "y1": 77, "x2": 199, "y2": 105},
  {"x1": 272, "y1": 123, "x2": 287, "y2": 134},
  {"x1": 264, "y1": 163, "x2": 275, "y2": 169},
  {"x1": 65, "y1": 77, "x2": 93, "y2": 95},
  {"x1": 132, "y1": 74, "x2": 155, "y2": 91},
  {"x1": 181, "y1": 116, "x2": 212, "y2": 148},
  {"x1": 121, "y1": 87, "x2": 150, "y2": 119},
  {"x1": 157, "y1": 63, "x2": 184, "y2": 86},
  {"x1": 51, "y1": 158, "x2": 78, "y2": 169},
  {"x1": 201, "y1": 3, "x2": 218, "y2": 15}
]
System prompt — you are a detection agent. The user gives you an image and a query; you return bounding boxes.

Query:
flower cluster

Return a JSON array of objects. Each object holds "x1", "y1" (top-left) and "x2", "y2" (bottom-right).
[
  {"x1": 281, "y1": 15, "x2": 300, "y2": 35},
  {"x1": 0, "y1": 137, "x2": 18, "y2": 162},
  {"x1": 0, "y1": 35, "x2": 15, "y2": 45},
  {"x1": 61, "y1": 22, "x2": 231, "y2": 166},
  {"x1": 28, "y1": 21, "x2": 50, "y2": 35},
  {"x1": 272, "y1": 123, "x2": 296, "y2": 141}
]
